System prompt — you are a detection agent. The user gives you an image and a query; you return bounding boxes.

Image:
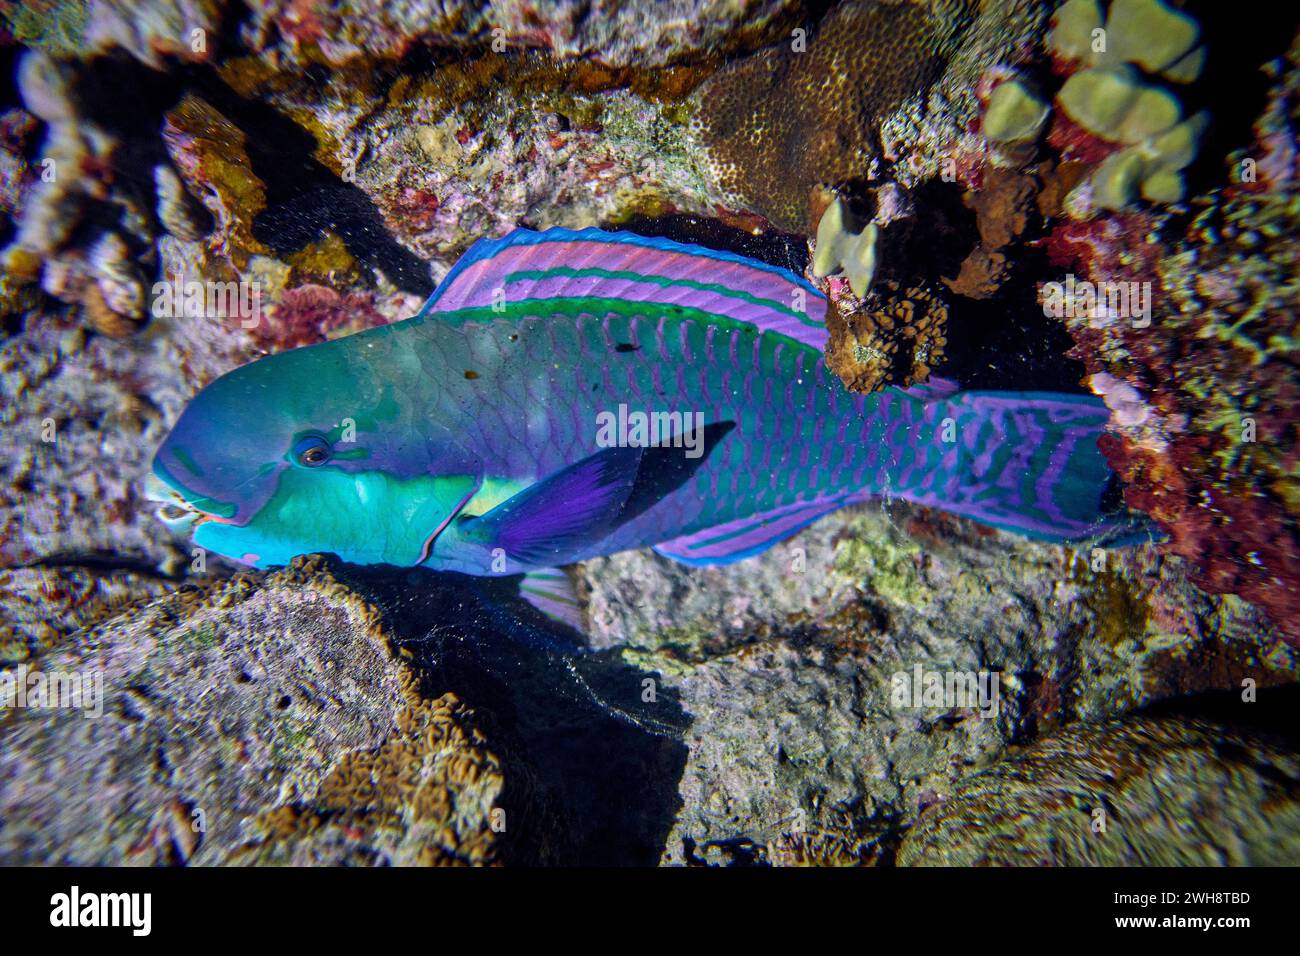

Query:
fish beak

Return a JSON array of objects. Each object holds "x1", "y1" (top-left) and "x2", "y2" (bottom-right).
[{"x1": 145, "y1": 470, "x2": 212, "y2": 532}]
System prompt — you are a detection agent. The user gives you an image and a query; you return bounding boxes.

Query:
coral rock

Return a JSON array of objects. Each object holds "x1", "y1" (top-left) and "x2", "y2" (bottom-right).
[
  {"x1": 0, "y1": 557, "x2": 563, "y2": 865},
  {"x1": 687, "y1": 0, "x2": 968, "y2": 232},
  {"x1": 825, "y1": 281, "x2": 948, "y2": 393},
  {"x1": 898, "y1": 714, "x2": 1300, "y2": 865}
]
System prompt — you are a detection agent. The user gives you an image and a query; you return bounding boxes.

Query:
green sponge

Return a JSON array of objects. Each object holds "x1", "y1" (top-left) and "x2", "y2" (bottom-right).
[
  {"x1": 1140, "y1": 168, "x2": 1186, "y2": 203},
  {"x1": 1104, "y1": 0, "x2": 1200, "y2": 75},
  {"x1": 984, "y1": 79, "x2": 1050, "y2": 143},
  {"x1": 1113, "y1": 85, "x2": 1181, "y2": 144},
  {"x1": 813, "y1": 198, "x2": 879, "y2": 298},
  {"x1": 1050, "y1": 0, "x2": 1105, "y2": 64},
  {"x1": 1057, "y1": 65, "x2": 1143, "y2": 135},
  {"x1": 1086, "y1": 111, "x2": 1209, "y2": 211},
  {"x1": 1142, "y1": 112, "x2": 1211, "y2": 172},
  {"x1": 1057, "y1": 65, "x2": 1182, "y2": 144},
  {"x1": 1091, "y1": 149, "x2": 1147, "y2": 210}
]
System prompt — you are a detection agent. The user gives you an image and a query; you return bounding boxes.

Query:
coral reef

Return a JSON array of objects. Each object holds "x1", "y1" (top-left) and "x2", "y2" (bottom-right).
[
  {"x1": 576, "y1": 501, "x2": 1297, "y2": 864},
  {"x1": 687, "y1": 0, "x2": 979, "y2": 232},
  {"x1": 897, "y1": 714, "x2": 1300, "y2": 866},
  {"x1": 1, "y1": 51, "x2": 213, "y2": 334},
  {"x1": 235, "y1": 692, "x2": 563, "y2": 866},
  {"x1": 238, "y1": 0, "x2": 802, "y2": 70},
  {"x1": 1080, "y1": 184, "x2": 1300, "y2": 644},
  {"x1": 0, "y1": 564, "x2": 172, "y2": 664},
  {"x1": 824, "y1": 280, "x2": 948, "y2": 393},
  {"x1": 1044, "y1": 0, "x2": 1209, "y2": 212},
  {"x1": 2, "y1": 0, "x2": 223, "y2": 66},
  {"x1": 0, "y1": 299, "x2": 250, "y2": 584},
  {"x1": 943, "y1": 162, "x2": 1043, "y2": 299},
  {"x1": 1041, "y1": 30, "x2": 1300, "y2": 643},
  {"x1": 1, "y1": 0, "x2": 1298, "y2": 868},
  {"x1": 0, "y1": 556, "x2": 563, "y2": 865}
]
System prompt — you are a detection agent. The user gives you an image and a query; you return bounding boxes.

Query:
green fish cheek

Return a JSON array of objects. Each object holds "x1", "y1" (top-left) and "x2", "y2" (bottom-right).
[{"x1": 194, "y1": 469, "x2": 479, "y2": 568}]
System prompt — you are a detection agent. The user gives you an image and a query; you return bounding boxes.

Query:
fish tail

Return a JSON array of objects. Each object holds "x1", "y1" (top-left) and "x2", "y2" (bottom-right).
[{"x1": 898, "y1": 390, "x2": 1119, "y2": 542}]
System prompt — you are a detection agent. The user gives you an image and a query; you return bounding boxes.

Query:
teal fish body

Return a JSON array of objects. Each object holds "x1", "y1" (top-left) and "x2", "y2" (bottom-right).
[{"x1": 151, "y1": 228, "x2": 1119, "y2": 586}]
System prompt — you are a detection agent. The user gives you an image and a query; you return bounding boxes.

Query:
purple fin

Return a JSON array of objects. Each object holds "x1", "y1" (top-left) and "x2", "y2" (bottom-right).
[
  {"x1": 422, "y1": 227, "x2": 830, "y2": 351},
  {"x1": 654, "y1": 497, "x2": 849, "y2": 566},
  {"x1": 903, "y1": 376, "x2": 959, "y2": 402},
  {"x1": 519, "y1": 569, "x2": 584, "y2": 632},
  {"x1": 900, "y1": 391, "x2": 1117, "y2": 541},
  {"x1": 463, "y1": 446, "x2": 643, "y2": 565}
]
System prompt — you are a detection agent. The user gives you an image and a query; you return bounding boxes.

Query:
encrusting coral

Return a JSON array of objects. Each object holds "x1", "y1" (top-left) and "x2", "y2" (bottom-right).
[
  {"x1": 825, "y1": 280, "x2": 948, "y2": 394},
  {"x1": 898, "y1": 714, "x2": 1300, "y2": 866},
  {"x1": 0, "y1": 556, "x2": 566, "y2": 865},
  {"x1": 1047, "y1": 0, "x2": 1209, "y2": 212},
  {"x1": 686, "y1": 0, "x2": 973, "y2": 232},
  {"x1": 239, "y1": 691, "x2": 565, "y2": 865}
]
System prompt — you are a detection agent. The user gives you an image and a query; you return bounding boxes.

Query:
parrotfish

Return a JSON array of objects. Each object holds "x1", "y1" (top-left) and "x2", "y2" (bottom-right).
[{"x1": 149, "y1": 227, "x2": 1119, "y2": 619}]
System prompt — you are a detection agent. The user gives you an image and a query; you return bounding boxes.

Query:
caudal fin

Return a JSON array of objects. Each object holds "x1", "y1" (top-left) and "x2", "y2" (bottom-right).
[{"x1": 900, "y1": 390, "x2": 1120, "y2": 542}]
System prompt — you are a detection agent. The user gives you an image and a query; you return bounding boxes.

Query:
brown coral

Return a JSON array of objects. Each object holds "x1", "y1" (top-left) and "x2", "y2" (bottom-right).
[
  {"x1": 243, "y1": 692, "x2": 560, "y2": 866},
  {"x1": 688, "y1": 0, "x2": 973, "y2": 232},
  {"x1": 825, "y1": 281, "x2": 949, "y2": 393},
  {"x1": 898, "y1": 714, "x2": 1300, "y2": 866},
  {"x1": 162, "y1": 94, "x2": 271, "y2": 269},
  {"x1": 943, "y1": 162, "x2": 1044, "y2": 299}
]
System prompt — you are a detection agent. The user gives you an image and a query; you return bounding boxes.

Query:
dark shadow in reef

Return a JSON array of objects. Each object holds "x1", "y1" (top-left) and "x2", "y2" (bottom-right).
[
  {"x1": 327, "y1": 561, "x2": 691, "y2": 867},
  {"x1": 60, "y1": 52, "x2": 434, "y2": 299},
  {"x1": 611, "y1": 212, "x2": 810, "y2": 277},
  {"x1": 936, "y1": 247, "x2": 1095, "y2": 395},
  {"x1": 1178, "y1": 0, "x2": 1299, "y2": 202},
  {"x1": 180, "y1": 66, "x2": 436, "y2": 298},
  {"x1": 1139, "y1": 682, "x2": 1300, "y2": 749},
  {"x1": 875, "y1": 178, "x2": 1094, "y2": 394},
  {"x1": 618, "y1": 197, "x2": 1091, "y2": 395}
]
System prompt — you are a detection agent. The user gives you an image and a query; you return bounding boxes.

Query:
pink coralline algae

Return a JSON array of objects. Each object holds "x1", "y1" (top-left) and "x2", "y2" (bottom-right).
[{"x1": 254, "y1": 284, "x2": 391, "y2": 352}]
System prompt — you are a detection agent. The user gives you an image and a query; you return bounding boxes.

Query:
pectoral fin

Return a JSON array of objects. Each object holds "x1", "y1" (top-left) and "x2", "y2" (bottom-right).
[
  {"x1": 460, "y1": 422, "x2": 736, "y2": 567},
  {"x1": 518, "y1": 568, "x2": 584, "y2": 632},
  {"x1": 458, "y1": 445, "x2": 645, "y2": 565}
]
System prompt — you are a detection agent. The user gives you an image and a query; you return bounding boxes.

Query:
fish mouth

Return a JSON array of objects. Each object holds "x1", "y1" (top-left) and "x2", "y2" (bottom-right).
[{"x1": 145, "y1": 471, "x2": 226, "y2": 532}]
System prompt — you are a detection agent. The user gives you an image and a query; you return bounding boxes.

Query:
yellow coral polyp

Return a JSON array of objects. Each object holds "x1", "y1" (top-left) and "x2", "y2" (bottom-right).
[
  {"x1": 1104, "y1": 0, "x2": 1200, "y2": 76},
  {"x1": 812, "y1": 198, "x2": 879, "y2": 298},
  {"x1": 984, "y1": 79, "x2": 1050, "y2": 144}
]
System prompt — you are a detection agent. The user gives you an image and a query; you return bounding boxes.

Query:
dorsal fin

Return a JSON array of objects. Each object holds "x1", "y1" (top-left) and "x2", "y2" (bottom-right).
[{"x1": 418, "y1": 227, "x2": 830, "y2": 351}]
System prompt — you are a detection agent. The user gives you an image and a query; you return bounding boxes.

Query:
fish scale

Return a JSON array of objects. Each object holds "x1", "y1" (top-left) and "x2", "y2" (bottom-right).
[{"x1": 411, "y1": 304, "x2": 895, "y2": 563}]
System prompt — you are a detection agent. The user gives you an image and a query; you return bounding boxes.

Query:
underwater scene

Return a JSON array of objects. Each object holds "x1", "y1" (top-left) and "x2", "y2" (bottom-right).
[{"x1": 0, "y1": 0, "x2": 1298, "y2": 873}]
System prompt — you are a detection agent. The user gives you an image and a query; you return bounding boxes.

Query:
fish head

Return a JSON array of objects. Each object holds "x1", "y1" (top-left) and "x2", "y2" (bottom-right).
[{"x1": 149, "y1": 338, "x2": 483, "y2": 569}]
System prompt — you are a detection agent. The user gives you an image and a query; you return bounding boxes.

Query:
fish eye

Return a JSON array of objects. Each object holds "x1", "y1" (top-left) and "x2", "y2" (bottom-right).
[{"x1": 293, "y1": 435, "x2": 332, "y2": 467}]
